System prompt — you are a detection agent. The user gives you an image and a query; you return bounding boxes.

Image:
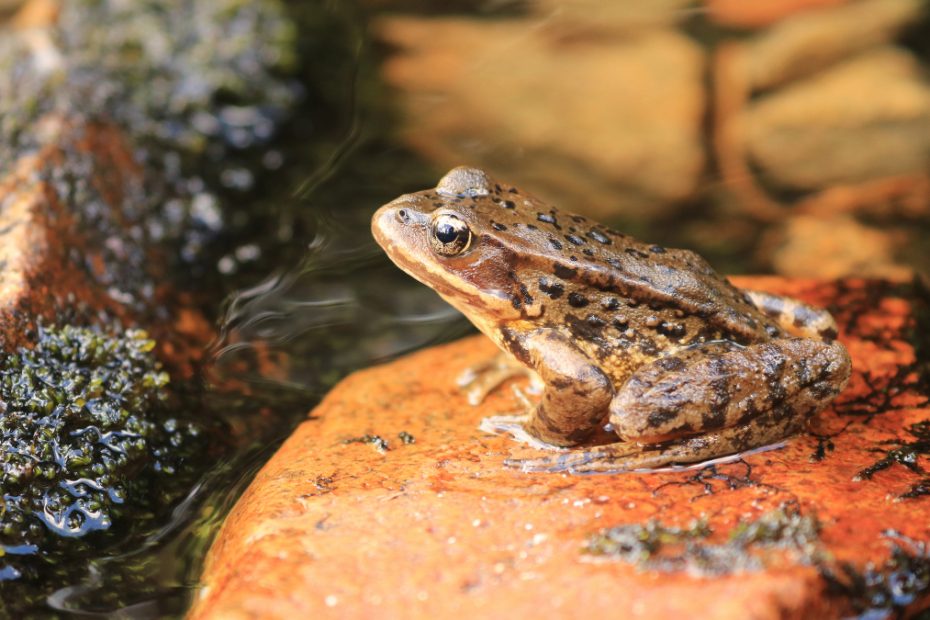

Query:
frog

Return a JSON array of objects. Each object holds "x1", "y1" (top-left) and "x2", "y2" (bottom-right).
[{"x1": 371, "y1": 166, "x2": 852, "y2": 473}]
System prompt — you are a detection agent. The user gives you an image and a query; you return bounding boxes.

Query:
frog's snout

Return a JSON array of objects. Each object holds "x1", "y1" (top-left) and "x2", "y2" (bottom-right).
[{"x1": 372, "y1": 199, "x2": 422, "y2": 251}]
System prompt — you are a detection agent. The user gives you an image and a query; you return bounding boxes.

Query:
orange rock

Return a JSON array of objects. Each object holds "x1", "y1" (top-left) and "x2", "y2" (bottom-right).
[{"x1": 191, "y1": 277, "x2": 930, "y2": 619}]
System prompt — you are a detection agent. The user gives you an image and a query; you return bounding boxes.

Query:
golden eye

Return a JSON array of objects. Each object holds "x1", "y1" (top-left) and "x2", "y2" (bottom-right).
[{"x1": 430, "y1": 214, "x2": 472, "y2": 256}]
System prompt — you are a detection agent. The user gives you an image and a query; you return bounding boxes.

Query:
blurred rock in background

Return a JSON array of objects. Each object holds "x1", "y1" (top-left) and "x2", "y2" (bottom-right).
[
  {"x1": 373, "y1": 0, "x2": 930, "y2": 279},
  {"x1": 375, "y1": 11, "x2": 705, "y2": 221}
]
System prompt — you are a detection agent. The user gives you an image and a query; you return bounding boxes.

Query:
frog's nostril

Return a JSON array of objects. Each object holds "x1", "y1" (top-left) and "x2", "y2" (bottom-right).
[{"x1": 397, "y1": 209, "x2": 408, "y2": 224}]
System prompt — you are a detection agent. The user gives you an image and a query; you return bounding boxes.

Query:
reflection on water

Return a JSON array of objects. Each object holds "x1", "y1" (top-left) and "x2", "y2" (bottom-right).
[{"x1": 211, "y1": 215, "x2": 469, "y2": 397}]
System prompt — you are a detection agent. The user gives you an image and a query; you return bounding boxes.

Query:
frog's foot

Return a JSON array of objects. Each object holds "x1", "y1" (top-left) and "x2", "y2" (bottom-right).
[
  {"x1": 504, "y1": 412, "x2": 801, "y2": 474},
  {"x1": 457, "y1": 352, "x2": 541, "y2": 406},
  {"x1": 480, "y1": 413, "x2": 566, "y2": 452}
]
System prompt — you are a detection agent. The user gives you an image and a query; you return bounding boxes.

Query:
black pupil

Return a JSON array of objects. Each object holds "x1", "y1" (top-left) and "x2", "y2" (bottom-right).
[{"x1": 436, "y1": 222, "x2": 461, "y2": 244}]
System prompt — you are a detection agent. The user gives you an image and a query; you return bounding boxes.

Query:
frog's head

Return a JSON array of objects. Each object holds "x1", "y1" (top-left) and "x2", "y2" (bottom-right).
[{"x1": 372, "y1": 167, "x2": 532, "y2": 325}]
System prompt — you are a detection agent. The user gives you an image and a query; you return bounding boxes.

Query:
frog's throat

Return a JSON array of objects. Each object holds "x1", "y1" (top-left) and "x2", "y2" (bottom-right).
[{"x1": 383, "y1": 241, "x2": 522, "y2": 325}]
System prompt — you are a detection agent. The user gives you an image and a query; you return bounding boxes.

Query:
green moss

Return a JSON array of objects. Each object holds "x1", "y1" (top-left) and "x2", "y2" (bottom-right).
[
  {"x1": 585, "y1": 503, "x2": 822, "y2": 576},
  {"x1": 0, "y1": 325, "x2": 201, "y2": 579}
]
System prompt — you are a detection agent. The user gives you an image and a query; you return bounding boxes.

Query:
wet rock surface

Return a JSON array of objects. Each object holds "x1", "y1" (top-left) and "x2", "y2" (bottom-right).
[{"x1": 191, "y1": 277, "x2": 930, "y2": 619}]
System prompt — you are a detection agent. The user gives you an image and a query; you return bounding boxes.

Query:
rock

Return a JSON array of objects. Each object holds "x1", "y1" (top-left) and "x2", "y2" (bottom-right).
[
  {"x1": 704, "y1": 0, "x2": 850, "y2": 29},
  {"x1": 191, "y1": 278, "x2": 930, "y2": 619},
  {"x1": 762, "y1": 215, "x2": 912, "y2": 280},
  {"x1": 376, "y1": 16, "x2": 705, "y2": 220},
  {"x1": 742, "y1": 47, "x2": 930, "y2": 191},
  {"x1": 740, "y1": 0, "x2": 922, "y2": 89}
]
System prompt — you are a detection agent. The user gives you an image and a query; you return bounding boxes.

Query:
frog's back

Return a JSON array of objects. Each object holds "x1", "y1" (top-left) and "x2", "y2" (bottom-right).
[{"x1": 448, "y1": 182, "x2": 780, "y2": 349}]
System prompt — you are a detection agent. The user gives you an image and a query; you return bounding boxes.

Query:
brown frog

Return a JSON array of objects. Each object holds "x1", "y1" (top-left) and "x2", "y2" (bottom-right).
[{"x1": 371, "y1": 167, "x2": 852, "y2": 473}]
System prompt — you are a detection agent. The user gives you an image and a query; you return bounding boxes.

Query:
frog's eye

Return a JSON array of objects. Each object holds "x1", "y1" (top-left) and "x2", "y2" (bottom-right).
[{"x1": 430, "y1": 214, "x2": 472, "y2": 257}]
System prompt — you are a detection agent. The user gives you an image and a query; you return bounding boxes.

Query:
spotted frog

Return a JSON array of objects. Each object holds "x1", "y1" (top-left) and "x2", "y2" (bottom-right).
[{"x1": 372, "y1": 167, "x2": 851, "y2": 473}]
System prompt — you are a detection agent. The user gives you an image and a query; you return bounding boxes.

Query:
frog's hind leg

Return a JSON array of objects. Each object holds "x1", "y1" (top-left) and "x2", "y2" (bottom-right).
[
  {"x1": 504, "y1": 408, "x2": 802, "y2": 474},
  {"x1": 743, "y1": 289, "x2": 839, "y2": 341},
  {"x1": 608, "y1": 337, "x2": 851, "y2": 447},
  {"x1": 508, "y1": 336, "x2": 852, "y2": 474}
]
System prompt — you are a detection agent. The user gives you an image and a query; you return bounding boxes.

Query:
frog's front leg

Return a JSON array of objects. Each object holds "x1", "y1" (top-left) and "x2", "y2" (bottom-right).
[
  {"x1": 482, "y1": 329, "x2": 613, "y2": 447},
  {"x1": 609, "y1": 337, "x2": 851, "y2": 446}
]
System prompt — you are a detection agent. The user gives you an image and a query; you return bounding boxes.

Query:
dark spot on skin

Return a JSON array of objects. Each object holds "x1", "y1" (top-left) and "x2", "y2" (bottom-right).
[
  {"x1": 500, "y1": 328, "x2": 530, "y2": 364},
  {"x1": 566, "y1": 234, "x2": 585, "y2": 246},
  {"x1": 649, "y1": 245, "x2": 667, "y2": 254},
  {"x1": 612, "y1": 318, "x2": 628, "y2": 329},
  {"x1": 637, "y1": 336, "x2": 660, "y2": 356},
  {"x1": 492, "y1": 222, "x2": 507, "y2": 231},
  {"x1": 603, "y1": 298, "x2": 620, "y2": 311},
  {"x1": 503, "y1": 200, "x2": 516, "y2": 209},
  {"x1": 765, "y1": 325, "x2": 782, "y2": 338},
  {"x1": 586, "y1": 315, "x2": 606, "y2": 328},
  {"x1": 647, "y1": 408, "x2": 678, "y2": 428},
  {"x1": 568, "y1": 226, "x2": 577, "y2": 234},
  {"x1": 819, "y1": 327, "x2": 838, "y2": 341},
  {"x1": 570, "y1": 256, "x2": 578, "y2": 262},
  {"x1": 658, "y1": 322, "x2": 687, "y2": 339},
  {"x1": 553, "y1": 264, "x2": 577, "y2": 280},
  {"x1": 582, "y1": 248, "x2": 594, "y2": 257},
  {"x1": 587, "y1": 230, "x2": 611, "y2": 245},
  {"x1": 656, "y1": 357, "x2": 686, "y2": 372},
  {"x1": 566, "y1": 314, "x2": 607, "y2": 342},
  {"x1": 527, "y1": 224, "x2": 538, "y2": 230},
  {"x1": 508, "y1": 187, "x2": 519, "y2": 194},
  {"x1": 538, "y1": 213, "x2": 556, "y2": 224},
  {"x1": 520, "y1": 283, "x2": 533, "y2": 305},
  {"x1": 548, "y1": 238, "x2": 563, "y2": 250},
  {"x1": 538, "y1": 278, "x2": 564, "y2": 299},
  {"x1": 625, "y1": 248, "x2": 650, "y2": 259},
  {"x1": 606, "y1": 257, "x2": 624, "y2": 271},
  {"x1": 568, "y1": 292, "x2": 589, "y2": 308},
  {"x1": 494, "y1": 184, "x2": 502, "y2": 192},
  {"x1": 511, "y1": 296, "x2": 521, "y2": 309},
  {"x1": 571, "y1": 215, "x2": 587, "y2": 223}
]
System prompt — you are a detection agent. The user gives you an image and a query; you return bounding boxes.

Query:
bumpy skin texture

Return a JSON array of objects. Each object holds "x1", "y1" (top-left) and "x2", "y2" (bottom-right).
[{"x1": 372, "y1": 167, "x2": 852, "y2": 472}]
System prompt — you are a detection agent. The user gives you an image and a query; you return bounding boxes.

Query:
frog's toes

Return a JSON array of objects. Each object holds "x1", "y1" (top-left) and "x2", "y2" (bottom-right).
[{"x1": 479, "y1": 414, "x2": 566, "y2": 452}]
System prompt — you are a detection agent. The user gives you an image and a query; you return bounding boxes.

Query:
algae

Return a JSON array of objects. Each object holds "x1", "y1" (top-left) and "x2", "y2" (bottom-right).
[
  {"x1": 585, "y1": 503, "x2": 822, "y2": 576},
  {"x1": 0, "y1": 325, "x2": 203, "y2": 583}
]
